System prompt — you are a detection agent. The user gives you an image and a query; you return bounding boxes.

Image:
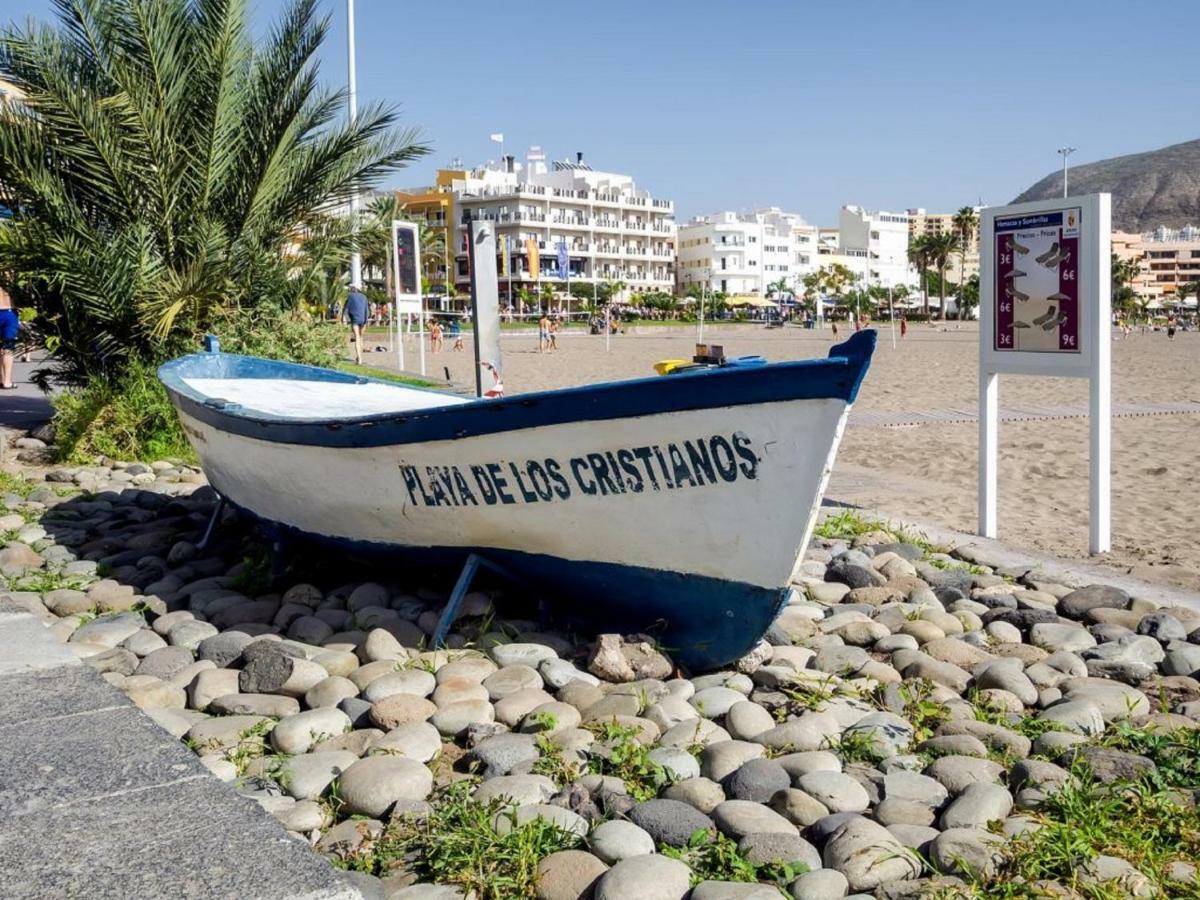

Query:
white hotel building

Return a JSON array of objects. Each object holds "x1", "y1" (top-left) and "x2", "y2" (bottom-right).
[
  {"x1": 676, "y1": 208, "x2": 819, "y2": 296},
  {"x1": 837, "y1": 205, "x2": 916, "y2": 288},
  {"x1": 451, "y1": 148, "x2": 675, "y2": 299}
]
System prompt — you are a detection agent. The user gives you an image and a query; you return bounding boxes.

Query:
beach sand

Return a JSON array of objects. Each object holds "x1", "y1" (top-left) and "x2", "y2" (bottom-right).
[{"x1": 376, "y1": 322, "x2": 1200, "y2": 591}]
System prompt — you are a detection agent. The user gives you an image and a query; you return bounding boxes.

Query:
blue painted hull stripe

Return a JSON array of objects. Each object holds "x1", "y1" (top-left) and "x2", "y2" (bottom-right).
[
  {"x1": 159, "y1": 331, "x2": 876, "y2": 449},
  {"x1": 251, "y1": 510, "x2": 789, "y2": 672}
]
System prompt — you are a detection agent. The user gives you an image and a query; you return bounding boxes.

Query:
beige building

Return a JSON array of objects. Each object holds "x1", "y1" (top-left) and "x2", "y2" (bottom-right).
[
  {"x1": 907, "y1": 208, "x2": 980, "y2": 282},
  {"x1": 1111, "y1": 229, "x2": 1200, "y2": 306}
]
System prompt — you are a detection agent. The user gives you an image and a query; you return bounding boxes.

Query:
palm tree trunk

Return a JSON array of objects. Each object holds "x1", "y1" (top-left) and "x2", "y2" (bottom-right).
[
  {"x1": 938, "y1": 264, "x2": 947, "y2": 319},
  {"x1": 921, "y1": 266, "x2": 929, "y2": 317}
]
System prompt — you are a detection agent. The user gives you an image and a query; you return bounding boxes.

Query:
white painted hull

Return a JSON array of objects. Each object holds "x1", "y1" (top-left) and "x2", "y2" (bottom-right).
[{"x1": 178, "y1": 396, "x2": 850, "y2": 594}]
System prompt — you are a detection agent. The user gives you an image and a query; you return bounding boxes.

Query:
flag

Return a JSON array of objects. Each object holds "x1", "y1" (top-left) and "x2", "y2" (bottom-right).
[
  {"x1": 490, "y1": 133, "x2": 504, "y2": 144},
  {"x1": 499, "y1": 236, "x2": 509, "y2": 276},
  {"x1": 557, "y1": 241, "x2": 569, "y2": 280},
  {"x1": 526, "y1": 238, "x2": 539, "y2": 279}
]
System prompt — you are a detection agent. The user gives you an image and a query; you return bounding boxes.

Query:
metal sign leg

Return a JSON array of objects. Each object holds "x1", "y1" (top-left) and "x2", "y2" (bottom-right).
[{"x1": 197, "y1": 495, "x2": 226, "y2": 551}]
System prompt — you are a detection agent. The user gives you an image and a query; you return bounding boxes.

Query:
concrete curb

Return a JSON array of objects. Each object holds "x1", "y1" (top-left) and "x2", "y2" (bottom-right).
[
  {"x1": 818, "y1": 502, "x2": 1200, "y2": 613},
  {"x1": 0, "y1": 599, "x2": 363, "y2": 900}
]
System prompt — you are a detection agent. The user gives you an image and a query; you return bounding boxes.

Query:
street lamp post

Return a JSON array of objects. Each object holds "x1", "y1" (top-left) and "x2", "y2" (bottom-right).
[
  {"x1": 347, "y1": 0, "x2": 361, "y2": 289},
  {"x1": 1057, "y1": 146, "x2": 1076, "y2": 199}
]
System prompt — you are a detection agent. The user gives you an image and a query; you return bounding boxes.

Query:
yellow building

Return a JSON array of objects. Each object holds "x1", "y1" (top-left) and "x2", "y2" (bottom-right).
[{"x1": 393, "y1": 168, "x2": 468, "y2": 291}]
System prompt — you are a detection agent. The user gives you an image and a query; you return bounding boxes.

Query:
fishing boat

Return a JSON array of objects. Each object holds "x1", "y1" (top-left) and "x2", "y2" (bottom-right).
[{"x1": 158, "y1": 329, "x2": 876, "y2": 671}]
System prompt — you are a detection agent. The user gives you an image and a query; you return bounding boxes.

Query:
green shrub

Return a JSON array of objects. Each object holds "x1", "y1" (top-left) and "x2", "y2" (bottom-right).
[
  {"x1": 218, "y1": 305, "x2": 345, "y2": 368},
  {"x1": 52, "y1": 360, "x2": 195, "y2": 464}
]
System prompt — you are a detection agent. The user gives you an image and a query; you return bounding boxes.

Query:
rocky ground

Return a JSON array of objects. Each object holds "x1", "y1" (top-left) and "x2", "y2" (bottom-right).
[{"x1": 1, "y1": 461, "x2": 1199, "y2": 899}]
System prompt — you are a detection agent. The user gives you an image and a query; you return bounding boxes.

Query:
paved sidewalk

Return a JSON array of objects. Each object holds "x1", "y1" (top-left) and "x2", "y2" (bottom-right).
[
  {"x1": 0, "y1": 357, "x2": 52, "y2": 437},
  {"x1": 0, "y1": 598, "x2": 361, "y2": 900}
]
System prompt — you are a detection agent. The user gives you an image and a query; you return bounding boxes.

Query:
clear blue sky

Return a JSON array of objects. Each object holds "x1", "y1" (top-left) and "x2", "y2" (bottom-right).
[{"x1": 6, "y1": 0, "x2": 1198, "y2": 225}]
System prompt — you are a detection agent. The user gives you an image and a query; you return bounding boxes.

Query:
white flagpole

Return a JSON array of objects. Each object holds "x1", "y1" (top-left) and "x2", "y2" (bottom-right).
[{"x1": 346, "y1": 0, "x2": 361, "y2": 289}]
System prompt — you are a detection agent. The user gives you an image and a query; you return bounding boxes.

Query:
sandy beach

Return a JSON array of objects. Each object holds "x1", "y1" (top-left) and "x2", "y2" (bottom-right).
[{"x1": 376, "y1": 322, "x2": 1200, "y2": 592}]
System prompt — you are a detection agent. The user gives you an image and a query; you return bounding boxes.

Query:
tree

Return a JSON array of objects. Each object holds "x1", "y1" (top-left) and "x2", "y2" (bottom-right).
[
  {"x1": 0, "y1": 0, "x2": 428, "y2": 386},
  {"x1": 927, "y1": 232, "x2": 962, "y2": 320},
  {"x1": 959, "y1": 274, "x2": 980, "y2": 320},
  {"x1": 907, "y1": 235, "x2": 933, "y2": 317},
  {"x1": 951, "y1": 206, "x2": 978, "y2": 307},
  {"x1": 767, "y1": 277, "x2": 790, "y2": 298},
  {"x1": 1111, "y1": 253, "x2": 1142, "y2": 315}
]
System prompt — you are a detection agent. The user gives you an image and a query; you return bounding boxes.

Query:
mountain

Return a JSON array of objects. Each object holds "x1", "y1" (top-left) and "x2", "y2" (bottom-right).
[{"x1": 1011, "y1": 139, "x2": 1200, "y2": 233}]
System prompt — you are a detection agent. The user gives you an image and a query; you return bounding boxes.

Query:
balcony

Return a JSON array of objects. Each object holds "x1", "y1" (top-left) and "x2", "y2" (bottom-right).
[
  {"x1": 594, "y1": 243, "x2": 621, "y2": 255},
  {"x1": 593, "y1": 192, "x2": 622, "y2": 205},
  {"x1": 624, "y1": 221, "x2": 649, "y2": 233},
  {"x1": 651, "y1": 223, "x2": 674, "y2": 234},
  {"x1": 652, "y1": 199, "x2": 673, "y2": 210},
  {"x1": 652, "y1": 248, "x2": 672, "y2": 257},
  {"x1": 551, "y1": 216, "x2": 591, "y2": 228},
  {"x1": 594, "y1": 217, "x2": 621, "y2": 229}
]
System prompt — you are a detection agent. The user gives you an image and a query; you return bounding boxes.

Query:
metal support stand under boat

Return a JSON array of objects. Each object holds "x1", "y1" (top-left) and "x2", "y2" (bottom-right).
[
  {"x1": 431, "y1": 553, "x2": 522, "y2": 649},
  {"x1": 197, "y1": 495, "x2": 226, "y2": 551}
]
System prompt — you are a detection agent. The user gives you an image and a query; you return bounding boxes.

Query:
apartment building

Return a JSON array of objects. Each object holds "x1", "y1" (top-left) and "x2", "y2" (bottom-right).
[
  {"x1": 676, "y1": 207, "x2": 818, "y2": 296},
  {"x1": 907, "y1": 207, "x2": 981, "y2": 281},
  {"x1": 838, "y1": 205, "x2": 915, "y2": 287},
  {"x1": 450, "y1": 147, "x2": 674, "y2": 300},
  {"x1": 1110, "y1": 228, "x2": 1200, "y2": 305},
  {"x1": 394, "y1": 167, "x2": 467, "y2": 289}
]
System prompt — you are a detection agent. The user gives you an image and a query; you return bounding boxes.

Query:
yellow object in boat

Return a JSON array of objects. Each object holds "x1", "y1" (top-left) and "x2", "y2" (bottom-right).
[{"x1": 654, "y1": 359, "x2": 691, "y2": 375}]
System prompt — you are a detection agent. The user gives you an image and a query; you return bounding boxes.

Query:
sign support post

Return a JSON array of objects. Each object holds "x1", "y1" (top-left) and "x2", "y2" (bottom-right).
[
  {"x1": 391, "y1": 220, "x2": 422, "y2": 373},
  {"x1": 978, "y1": 193, "x2": 1111, "y2": 554}
]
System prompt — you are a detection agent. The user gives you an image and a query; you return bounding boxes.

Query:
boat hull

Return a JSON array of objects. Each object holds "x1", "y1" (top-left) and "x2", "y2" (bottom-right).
[{"x1": 161, "y1": 331, "x2": 875, "y2": 670}]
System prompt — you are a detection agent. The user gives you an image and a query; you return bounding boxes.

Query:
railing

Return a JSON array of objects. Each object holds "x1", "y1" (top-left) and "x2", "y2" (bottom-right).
[
  {"x1": 652, "y1": 199, "x2": 672, "y2": 209},
  {"x1": 595, "y1": 218, "x2": 621, "y2": 228},
  {"x1": 651, "y1": 223, "x2": 674, "y2": 233},
  {"x1": 551, "y1": 216, "x2": 591, "y2": 227}
]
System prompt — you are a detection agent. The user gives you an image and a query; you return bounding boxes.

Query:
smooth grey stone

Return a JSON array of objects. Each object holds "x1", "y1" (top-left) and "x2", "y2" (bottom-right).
[
  {"x1": 722, "y1": 757, "x2": 789, "y2": 803},
  {"x1": 796, "y1": 771, "x2": 870, "y2": 813},
  {"x1": 466, "y1": 732, "x2": 538, "y2": 778},
  {"x1": 662, "y1": 777, "x2": 725, "y2": 814},
  {"x1": 595, "y1": 855, "x2": 691, "y2": 900},
  {"x1": 939, "y1": 781, "x2": 1013, "y2": 829},
  {"x1": 790, "y1": 869, "x2": 850, "y2": 900},
  {"x1": 629, "y1": 798, "x2": 715, "y2": 847},
  {"x1": 337, "y1": 756, "x2": 433, "y2": 817},
  {"x1": 821, "y1": 817, "x2": 921, "y2": 892},
  {"x1": 589, "y1": 819, "x2": 655, "y2": 864},
  {"x1": 196, "y1": 631, "x2": 254, "y2": 667},
  {"x1": 711, "y1": 799, "x2": 797, "y2": 838},
  {"x1": 737, "y1": 831, "x2": 821, "y2": 870},
  {"x1": 929, "y1": 827, "x2": 1005, "y2": 879}
]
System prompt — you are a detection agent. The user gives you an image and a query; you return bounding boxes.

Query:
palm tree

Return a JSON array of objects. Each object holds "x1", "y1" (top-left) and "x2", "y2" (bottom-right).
[
  {"x1": 1111, "y1": 254, "x2": 1142, "y2": 316},
  {"x1": 767, "y1": 277, "x2": 790, "y2": 298},
  {"x1": 907, "y1": 235, "x2": 933, "y2": 317},
  {"x1": 951, "y1": 206, "x2": 978, "y2": 312},
  {"x1": 927, "y1": 232, "x2": 962, "y2": 320},
  {"x1": 0, "y1": 0, "x2": 428, "y2": 386}
]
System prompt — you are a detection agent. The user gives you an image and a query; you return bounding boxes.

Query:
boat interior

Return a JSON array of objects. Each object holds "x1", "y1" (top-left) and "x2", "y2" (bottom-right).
[{"x1": 180, "y1": 377, "x2": 470, "y2": 419}]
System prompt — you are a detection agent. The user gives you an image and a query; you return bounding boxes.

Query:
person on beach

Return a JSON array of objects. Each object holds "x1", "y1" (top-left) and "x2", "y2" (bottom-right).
[
  {"x1": 831, "y1": 320, "x2": 839, "y2": 339},
  {"x1": 548, "y1": 318, "x2": 559, "y2": 351},
  {"x1": 449, "y1": 319, "x2": 464, "y2": 351},
  {"x1": 0, "y1": 282, "x2": 18, "y2": 389},
  {"x1": 430, "y1": 319, "x2": 444, "y2": 353},
  {"x1": 1167, "y1": 314, "x2": 1177, "y2": 340},
  {"x1": 342, "y1": 284, "x2": 369, "y2": 364},
  {"x1": 538, "y1": 314, "x2": 551, "y2": 353},
  {"x1": 900, "y1": 316, "x2": 908, "y2": 340}
]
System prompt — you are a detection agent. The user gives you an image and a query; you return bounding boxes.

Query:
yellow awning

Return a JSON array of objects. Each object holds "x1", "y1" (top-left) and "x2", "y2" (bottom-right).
[{"x1": 725, "y1": 295, "x2": 779, "y2": 308}]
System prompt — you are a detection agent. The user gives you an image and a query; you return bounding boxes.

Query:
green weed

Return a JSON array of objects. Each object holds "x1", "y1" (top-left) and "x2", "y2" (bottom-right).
[
  {"x1": 332, "y1": 780, "x2": 582, "y2": 898},
  {"x1": 661, "y1": 828, "x2": 804, "y2": 890},
  {"x1": 585, "y1": 721, "x2": 672, "y2": 801}
]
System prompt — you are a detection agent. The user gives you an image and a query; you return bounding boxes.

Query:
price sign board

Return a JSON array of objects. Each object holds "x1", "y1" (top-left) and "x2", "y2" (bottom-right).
[
  {"x1": 978, "y1": 193, "x2": 1111, "y2": 552},
  {"x1": 982, "y1": 197, "x2": 1106, "y2": 377}
]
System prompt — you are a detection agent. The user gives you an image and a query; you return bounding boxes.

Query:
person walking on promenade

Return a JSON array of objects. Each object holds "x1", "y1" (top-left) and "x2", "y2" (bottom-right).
[
  {"x1": 0, "y1": 282, "x2": 18, "y2": 389},
  {"x1": 900, "y1": 316, "x2": 908, "y2": 340},
  {"x1": 342, "y1": 284, "x2": 369, "y2": 364},
  {"x1": 538, "y1": 313, "x2": 551, "y2": 353}
]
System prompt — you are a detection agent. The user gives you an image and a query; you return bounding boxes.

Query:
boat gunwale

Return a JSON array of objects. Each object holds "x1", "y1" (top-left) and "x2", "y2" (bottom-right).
[{"x1": 158, "y1": 330, "x2": 877, "y2": 448}]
